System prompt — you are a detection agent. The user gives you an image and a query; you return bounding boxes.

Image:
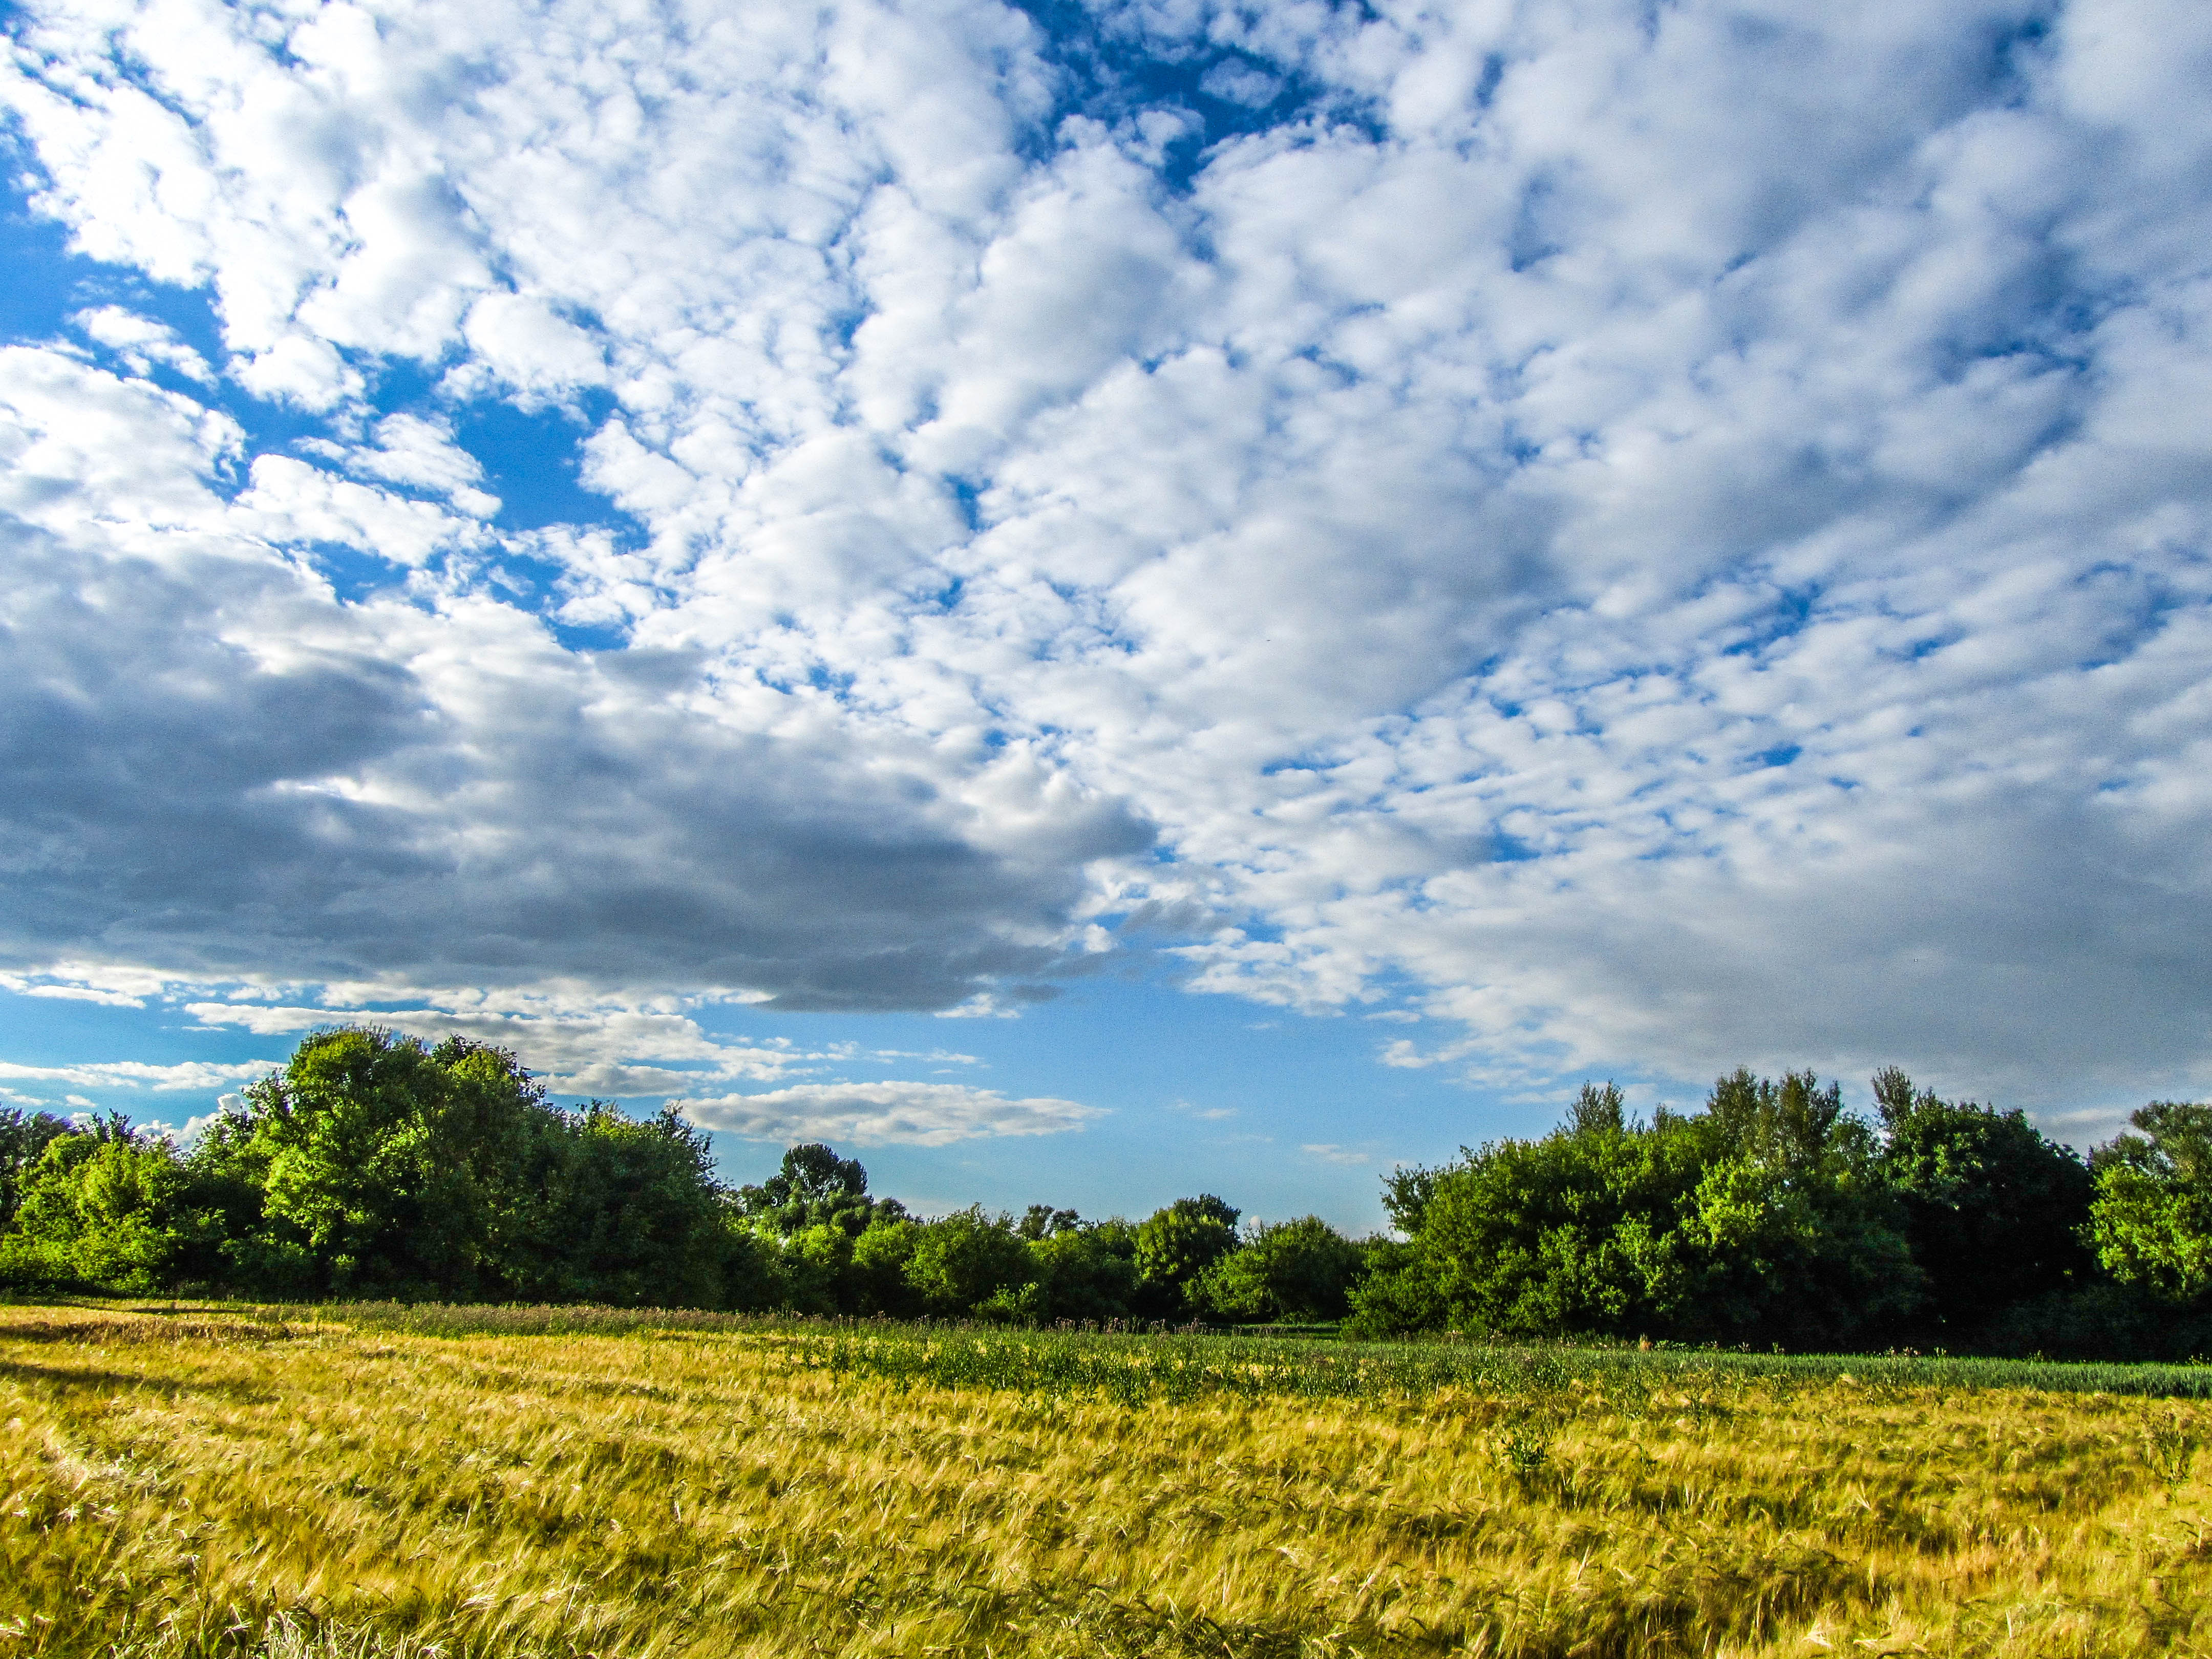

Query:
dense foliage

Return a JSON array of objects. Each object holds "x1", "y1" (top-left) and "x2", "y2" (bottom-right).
[
  {"x1": 7, "y1": 1024, "x2": 2212, "y2": 1356},
  {"x1": 1348, "y1": 1073, "x2": 2209, "y2": 1360},
  {"x1": 0, "y1": 1029, "x2": 1336, "y2": 1326}
]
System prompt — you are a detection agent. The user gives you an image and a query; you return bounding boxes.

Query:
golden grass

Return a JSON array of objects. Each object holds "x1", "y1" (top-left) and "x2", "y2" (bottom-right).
[{"x1": 3, "y1": 1304, "x2": 2208, "y2": 1658}]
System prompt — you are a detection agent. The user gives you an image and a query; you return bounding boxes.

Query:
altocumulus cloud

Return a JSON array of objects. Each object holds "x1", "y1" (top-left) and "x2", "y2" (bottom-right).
[
  {"x1": 677, "y1": 1082, "x2": 1103, "y2": 1147},
  {"x1": 0, "y1": 0, "x2": 2209, "y2": 1122}
]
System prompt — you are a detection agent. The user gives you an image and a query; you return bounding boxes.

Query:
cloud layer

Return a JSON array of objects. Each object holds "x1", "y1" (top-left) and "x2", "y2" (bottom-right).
[
  {"x1": 679, "y1": 1081, "x2": 1103, "y2": 1147},
  {"x1": 4, "y1": 0, "x2": 2211, "y2": 1115}
]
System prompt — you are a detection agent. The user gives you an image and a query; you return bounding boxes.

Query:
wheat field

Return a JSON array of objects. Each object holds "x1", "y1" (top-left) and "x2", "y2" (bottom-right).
[{"x1": 3, "y1": 1303, "x2": 2207, "y2": 1658}]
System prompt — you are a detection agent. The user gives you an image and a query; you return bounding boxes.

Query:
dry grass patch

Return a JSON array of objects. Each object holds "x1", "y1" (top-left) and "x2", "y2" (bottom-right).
[{"x1": 2, "y1": 1304, "x2": 2207, "y2": 1657}]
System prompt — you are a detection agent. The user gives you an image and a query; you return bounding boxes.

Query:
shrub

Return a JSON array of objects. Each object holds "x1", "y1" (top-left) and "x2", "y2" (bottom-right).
[{"x1": 1193, "y1": 1216, "x2": 1363, "y2": 1323}]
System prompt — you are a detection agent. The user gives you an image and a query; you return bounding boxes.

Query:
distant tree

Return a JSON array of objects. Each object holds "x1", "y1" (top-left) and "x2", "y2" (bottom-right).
[
  {"x1": 2088, "y1": 1101, "x2": 2212, "y2": 1302},
  {"x1": 1566, "y1": 1081, "x2": 1627, "y2": 1136},
  {"x1": 0, "y1": 1107, "x2": 72, "y2": 1227},
  {"x1": 903, "y1": 1206, "x2": 1035, "y2": 1317},
  {"x1": 1405, "y1": 1113, "x2": 1712, "y2": 1339},
  {"x1": 1026, "y1": 1218, "x2": 1139, "y2": 1323},
  {"x1": 1018, "y1": 1204, "x2": 1081, "y2": 1240},
  {"x1": 848, "y1": 1216, "x2": 924, "y2": 1316},
  {"x1": 1356, "y1": 1070, "x2": 1919, "y2": 1348},
  {"x1": 735, "y1": 1142, "x2": 905, "y2": 1238},
  {"x1": 1704, "y1": 1068, "x2": 1865, "y2": 1174},
  {"x1": 1134, "y1": 1195, "x2": 1241, "y2": 1312},
  {"x1": 1378, "y1": 1164, "x2": 1437, "y2": 1236},
  {"x1": 1341, "y1": 1237, "x2": 1448, "y2": 1338},
  {"x1": 2, "y1": 1117, "x2": 226, "y2": 1291},
  {"x1": 1873, "y1": 1068, "x2": 2094, "y2": 1334},
  {"x1": 765, "y1": 1222, "x2": 860, "y2": 1314},
  {"x1": 1193, "y1": 1216, "x2": 1364, "y2": 1323},
  {"x1": 513, "y1": 1103, "x2": 734, "y2": 1307}
]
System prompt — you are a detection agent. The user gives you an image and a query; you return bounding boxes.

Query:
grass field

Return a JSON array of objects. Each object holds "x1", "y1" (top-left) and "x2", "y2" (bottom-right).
[{"x1": 4, "y1": 1302, "x2": 2209, "y2": 1657}]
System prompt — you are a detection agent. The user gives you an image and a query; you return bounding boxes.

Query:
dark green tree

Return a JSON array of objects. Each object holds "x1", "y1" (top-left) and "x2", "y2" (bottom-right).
[
  {"x1": 1134, "y1": 1194, "x2": 1240, "y2": 1313},
  {"x1": 1193, "y1": 1215, "x2": 1364, "y2": 1323},
  {"x1": 192, "y1": 1027, "x2": 563, "y2": 1298},
  {"x1": 1018, "y1": 1204, "x2": 1081, "y2": 1240},
  {"x1": 1873, "y1": 1067, "x2": 2094, "y2": 1335},
  {"x1": 512, "y1": 1103, "x2": 736, "y2": 1307},
  {"x1": 902, "y1": 1206, "x2": 1036, "y2": 1317},
  {"x1": 1352, "y1": 1071, "x2": 1918, "y2": 1348},
  {"x1": 848, "y1": 1216, "x2": 924, "y2": 1316},
  {"x1": 1026, "y1": 1218, "x2": 1140, "y2": 1322},
  {"x1": 735, "y1": 1142, "x2": 904, "y2": 1238}
]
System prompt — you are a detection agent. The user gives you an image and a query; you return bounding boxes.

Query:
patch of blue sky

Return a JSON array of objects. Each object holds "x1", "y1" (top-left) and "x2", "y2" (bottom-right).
[
  {"x1": 0, "y1": 971, "x2": 1571, "y2": 1232},
  {"x1": 1720, "y1": 583, "x2": 1822, "y2": 658},
  {"x1": 0, "y1": 186, "x2": 99, "y2": 345},
  {"x1": 0, "y1": 179, "x2": 335, "y2": 472},
  {"x1": 2, "y1": 169, "x2": 642, "y2": 635},
  {"x1": 1490, "y1": 829, "x2": 1541, "y2": 862},
  {"x1": 1006, "y1": 0, "x2": 1382, "y2": 189},
  {"x1": 2070, "y1": 565, "x2": 2193, "y2": 672}
]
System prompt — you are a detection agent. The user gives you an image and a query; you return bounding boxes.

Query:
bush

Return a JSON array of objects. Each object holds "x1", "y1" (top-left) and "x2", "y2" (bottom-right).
[
  {"x1": 1376, "y1": 1073, "x2": 1920, "y2": 1348},
  {"x1": 1193, "y1": 1216, "x2": 1363, "y2": 1323},
  {"x1": 903, "y1": 1207, "x2": 1036, "y2": 1316},
  {"x1": 2089, "y1": 1101, "x2": 2212, "y2": 1302},
  {"x1": 3, "y1": 1120, "x2": 227, "y2": 1291}
]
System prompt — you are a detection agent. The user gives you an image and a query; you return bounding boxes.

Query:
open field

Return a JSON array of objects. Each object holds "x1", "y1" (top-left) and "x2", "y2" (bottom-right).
[
  {"x1": 4, "y1": 1303, "x2": 2209, "y2": 1658},
  {"x1": 297, "y1": 1301, "x2": 2212, "y2": 1401}
]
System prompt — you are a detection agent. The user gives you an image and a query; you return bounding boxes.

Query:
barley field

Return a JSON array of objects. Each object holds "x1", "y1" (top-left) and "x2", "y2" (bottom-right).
[{"x1": 3, "y1": 1303, "x2": 2208, "y2": 1659}]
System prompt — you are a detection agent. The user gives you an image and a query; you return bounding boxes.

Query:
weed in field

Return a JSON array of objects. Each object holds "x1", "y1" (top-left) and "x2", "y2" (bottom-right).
[
  {"x1": 2143, "y1": 1414, "x2": 2200, "y2": 1487},
  {"x1": 1488, "y1": 1416, "x2": 1555, "y2": 1490}
]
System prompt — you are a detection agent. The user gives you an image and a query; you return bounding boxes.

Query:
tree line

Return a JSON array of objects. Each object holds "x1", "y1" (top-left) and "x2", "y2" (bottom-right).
[{"x1": 3, "y1": 1026, "x2": 2209, "y2": 1358}]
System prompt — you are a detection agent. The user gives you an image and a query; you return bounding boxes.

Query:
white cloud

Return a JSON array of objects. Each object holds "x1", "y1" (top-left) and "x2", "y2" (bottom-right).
[
  {"x1": 1199, "y1": 60, "x2": 1282, "y2": 109},
  {"x1": 3, "y1": 0, "x2": 2211, "y2": 1128},
  {"x1": 73, "y1": 306, "x2": 216, "y2": 385},
  {"x1": 1301, "y1": 1143, "x2": 1371, "y2": 1167},
  {"x1": 0, "y1": 1059, "x2": 278, "y2": 1092},
  {"x1": 232, "y1": 453, "x2": 491, "y2": 566},
  {"x1": 678, "y1": 1080, "x2": 1103, "y2": 1146},
  {"x1": 457, "y1": 293, "x2": 607, "y2": 402},
  {"x1": 301, "y1": 414, "x2": 501, "y2": 518}
]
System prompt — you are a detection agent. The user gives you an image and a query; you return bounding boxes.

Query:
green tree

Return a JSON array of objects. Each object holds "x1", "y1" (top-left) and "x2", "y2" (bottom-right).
[
  {"x1": 0, "y1": 1107, "x2": 71, "y2": 1228},
  {"x1": 1018, "y1": 1204, "x2": 1081, "y2": 1239},
  {"x1": 1134, "y1": 1194, "x2": 1240, "y2": 1313},
  {"x1": 191, "y1": 1026, "x2": 561, "y2": 1298},
  {"x1": 513, "y1": 1103, "x2": 735, "y2": 1307},
  {"x1": 1026, "y1": 1218, "x2": 1139, "y2": 1323},
  {"x1": 1193, "y1": 1215, "x2": 1364, "y2": 1323},
  {"x1": 761, "y1": 1221, "x2": 859, "y2": 1314},
  {"x1": 902, "y1": 1206, "x2": 1035, "y2": 1316},
  {"x1": 849, "y1": 1216, "x2": 924, "y2": 1316},
  {"x1": 2089, "y1": 1101, "x2": 2212, "y2": 1301},
  {"x1": 735, "y1": 1142, "x2": 905, "y2": 1238},
  {"x1": 1341, "y1": 1237, "x2": 1448, "y2": 1338},
  {"x1": 2, "y1": 1118, "x2": 225, "y2": 1291},
  {"x1": 1357, "y1": 1071, "x2": 1919, "y2": 1348},
  {"x1": 1873, "y1": 1068, "x2": 2094, "y2": 1334}
]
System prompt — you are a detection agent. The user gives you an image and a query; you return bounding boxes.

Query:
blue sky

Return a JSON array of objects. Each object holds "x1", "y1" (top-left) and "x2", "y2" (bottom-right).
[{"x1": 3, "y1": 0, "x2": 2210, "y2": 1227}]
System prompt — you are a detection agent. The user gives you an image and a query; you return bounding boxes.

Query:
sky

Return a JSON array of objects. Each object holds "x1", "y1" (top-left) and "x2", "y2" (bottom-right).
[{"x1": 3, "y1": 0, "x2": 2209, "y2": 1230}]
